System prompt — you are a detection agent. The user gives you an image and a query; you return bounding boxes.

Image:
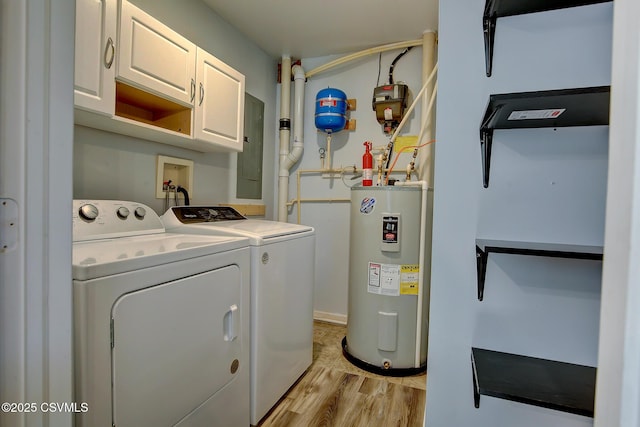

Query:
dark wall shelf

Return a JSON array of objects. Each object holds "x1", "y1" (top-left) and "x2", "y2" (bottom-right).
[
  {"x1": 479, "y1": 86, "x2": 610, "y2": 188},
  {"x1": 475, "y1": 1, "x2": 607, "y2": 422},
  {"x1": 475, "y1": 239, "x2": 603, "y2": 301},
  {"x1": 483, "y1": 0, "x2": 612, "y2": 77},
  {"x1": 471, "y1": 347, "x2": 596, "y2": 417}
]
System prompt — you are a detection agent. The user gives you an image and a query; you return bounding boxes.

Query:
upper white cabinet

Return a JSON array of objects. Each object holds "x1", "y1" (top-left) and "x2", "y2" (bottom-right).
[
  {"x1": 194, "y1": 48, "x2": 245, "y2": 150},
  {"x1": 117, "y1": 1, "x2": 196, "y2": 106},
  {"x1": 74, "y1": 0, "x2": 117, "y2": 115},
  {"x1": 74, "y1": 0, "x2": 245, "y2": 152}
]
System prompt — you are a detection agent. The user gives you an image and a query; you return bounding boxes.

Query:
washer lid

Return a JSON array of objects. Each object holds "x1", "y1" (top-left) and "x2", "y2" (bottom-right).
[
  {"x1": 164, "y1": 220, "x2": 314, "y2": 245},
  {"x1": 162, "y1": 206, "x2": 314, "y2": 242},
  {"x1": 203, "y1": 219, "x2": 313, "y2": 238},
  {"x1": 72, "y1": 233, "x2": 248, "y2": 280}
]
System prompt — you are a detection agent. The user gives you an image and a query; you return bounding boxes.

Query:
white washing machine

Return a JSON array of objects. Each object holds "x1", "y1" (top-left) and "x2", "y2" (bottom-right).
[
  {"x1": 161, "y1": 206, "x2": 315, "y2": 425},
  {"x1": 72, "y1": 200, "x2": 251, "y2": 427}
]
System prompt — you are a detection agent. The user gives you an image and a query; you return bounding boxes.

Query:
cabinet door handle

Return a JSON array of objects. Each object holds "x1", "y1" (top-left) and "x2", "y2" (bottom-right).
[
  {"x1": 199, "y1": 82, "x2": 204, "y2": 106},
  {"x1": 190, "y1": 79, "x2": 195, "y2": 103},
  {"x1": 103, "y1": 37, "x2": 115, "y2": 69}
]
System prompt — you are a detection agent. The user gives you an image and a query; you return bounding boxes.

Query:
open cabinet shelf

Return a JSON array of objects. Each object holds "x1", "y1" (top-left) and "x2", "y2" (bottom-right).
[
  {"x1": 483, "y1": 0, "x2": 612, "y2": 77},
  {"x1": 475, "y1": 239, "x2": 603, "y2": 301},
  {"x1": 471, "y1": 347, "x2": 596, "y2": 417},
  {"x1": 479, "y1": 85, "x2": 610, "y2": 188}
]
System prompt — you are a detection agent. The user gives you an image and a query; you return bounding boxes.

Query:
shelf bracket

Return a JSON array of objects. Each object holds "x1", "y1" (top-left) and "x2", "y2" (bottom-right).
[
  {"x1": 483, "y1": 14, "x2": 497, "y2": 77},
  {"x1": 471, "y1": 350, "x2": 481, "y2": 408},
  {"x1": 480, "y1": 128, "x2": 493, "y2": 188},
  {"x1": 476, "y1": 245, "x2": 488, "y2": 301}
]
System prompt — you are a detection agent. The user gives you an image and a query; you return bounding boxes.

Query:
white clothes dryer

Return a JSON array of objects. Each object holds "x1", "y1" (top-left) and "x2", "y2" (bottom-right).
[
  {"x1": 161, "y1": 206, "x2": 315, "y2": 425},
  {"x1": 72, "y1": 200, "x2": 251, "y2": 427}
]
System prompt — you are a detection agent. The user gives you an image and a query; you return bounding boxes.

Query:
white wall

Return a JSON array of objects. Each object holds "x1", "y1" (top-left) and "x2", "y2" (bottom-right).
[
  {"x1": 282, "y1": 48, "x2": 425, "y2": 320},
  {"x1": 426, "y1": 2, "x2": 612, "y2": 426},
  {"x1": 74, "y1": 0, "x2": 278, "y2": 217}
]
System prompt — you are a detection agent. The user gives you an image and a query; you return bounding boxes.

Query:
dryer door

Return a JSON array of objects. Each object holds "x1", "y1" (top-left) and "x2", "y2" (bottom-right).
[{"x1": 111, "y1": 265, "x2": 242, "y2": 426}]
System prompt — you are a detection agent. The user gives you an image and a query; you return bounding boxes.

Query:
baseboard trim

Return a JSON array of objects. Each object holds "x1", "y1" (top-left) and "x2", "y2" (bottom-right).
[{"x1": 313, "y1": 310, "x2": 347, "y2": 325}]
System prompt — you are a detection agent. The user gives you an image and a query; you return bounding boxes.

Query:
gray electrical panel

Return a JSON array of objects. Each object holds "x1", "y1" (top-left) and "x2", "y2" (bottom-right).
[{"x1": 236, "y1": 93, "x2": 264, "y2": 199}]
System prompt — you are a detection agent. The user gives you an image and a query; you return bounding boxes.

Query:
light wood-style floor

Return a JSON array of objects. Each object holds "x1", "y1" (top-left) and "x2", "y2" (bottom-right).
[{"x1": 258, "y1": 321, "x2": 426, "y2": 427}]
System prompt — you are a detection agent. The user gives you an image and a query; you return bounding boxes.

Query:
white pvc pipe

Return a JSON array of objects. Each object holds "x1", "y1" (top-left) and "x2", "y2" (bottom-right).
[
  {"x1": 277, "y1": 56, "x2": 292, "y2": 222},
  {"x1": 305, "y1": 39, "x2": 423, "y2": 79},
  {"x1": 327, "y1": 135, "x2": 332, "y2": 170},
  {"x1": 280, "y1": 57, "x2": 291, "y2": 126},
  {"x1": 282, "y1": 64, "x2": 306, "y2": 172},
  {"x1": 418, "y1": 31, "x2": 437, "y2": 184},
  {"x1": 278, "y1": 62, "x2": 306, "y2": 222},
  {"x1": 389, "y1": 62, "x2": 438, "y2": 144},
  {"x1": 394, "y1": 180, "x2": 429, "y2": 367},
  {"x1": 397, "y1": 81, "x2": 437, "y2": 181},
  {"x1": 416, "y1": 81, "x2": 438, "y2": 146}
]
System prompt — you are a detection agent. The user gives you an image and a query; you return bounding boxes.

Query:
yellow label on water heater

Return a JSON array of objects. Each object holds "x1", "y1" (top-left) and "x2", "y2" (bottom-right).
[{"x1": 400, "y1": 264, "x2": 420, "y2": 295}]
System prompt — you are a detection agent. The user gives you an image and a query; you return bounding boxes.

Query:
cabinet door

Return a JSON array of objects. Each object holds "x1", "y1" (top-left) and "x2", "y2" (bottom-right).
[
  {"x1": 74, "y1": 0, "x2": 116, "y2": 115},
  {"x1": 118, "y1": 1, "x2": 196, "y2": 106},
  {"x1": 194, "y1": 48, "x2": 245, "y2": 151}
]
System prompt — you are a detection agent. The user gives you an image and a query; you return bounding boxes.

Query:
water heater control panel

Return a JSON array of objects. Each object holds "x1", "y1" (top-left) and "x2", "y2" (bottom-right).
[{"x1": 381, "y1": 213, "x2": 401, "y2": 252}]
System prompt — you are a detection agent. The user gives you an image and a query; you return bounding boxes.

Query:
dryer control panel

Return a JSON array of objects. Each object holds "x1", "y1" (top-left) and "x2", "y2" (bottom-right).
[{"x1": 73, "y1": 200, "x2": 165, "y2": 241}]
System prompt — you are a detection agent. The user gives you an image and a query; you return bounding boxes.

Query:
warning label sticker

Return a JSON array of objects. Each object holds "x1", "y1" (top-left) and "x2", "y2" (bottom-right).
[
  {"x1": 507, "y1": 108, "x2": 566, "y2": 121},
  {"x1": 368, "y1": 263, "x2": 381, "y2": 288},
  {"x1": 368, "y1": 262, "x2": 399, "y2": 296},
  {"x1": 368, "y1": 262, "x2": 419, "y2": 296},
  {"x1": 320, "y1": 99, "x2": 337, "y2": 107}
]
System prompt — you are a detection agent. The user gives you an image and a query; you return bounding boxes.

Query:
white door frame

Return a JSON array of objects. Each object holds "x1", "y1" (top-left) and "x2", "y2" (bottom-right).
[
  {"x1": 595, "y1": 0, "x2": 640, "y2": 425},
  {"x1": 0, "y1": 1, "x2": 74, "y2": 426}
]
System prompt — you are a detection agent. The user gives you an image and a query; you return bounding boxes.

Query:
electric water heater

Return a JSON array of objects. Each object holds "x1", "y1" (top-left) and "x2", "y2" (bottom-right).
[{"x1": 343, "y1": 185, "x2": 433, "y2": 375}]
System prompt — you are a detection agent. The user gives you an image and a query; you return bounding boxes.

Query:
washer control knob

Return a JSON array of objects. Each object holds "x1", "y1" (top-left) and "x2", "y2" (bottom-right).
[
  {"x1": 117, "y1": 206, "x2": 130, "y2": 219},
  {"x1": 78, "y1": 204, "x2": 99, "y2": 221},
  {"x1": 134, "y1": 207, "x2": 146, "y2": 219}
]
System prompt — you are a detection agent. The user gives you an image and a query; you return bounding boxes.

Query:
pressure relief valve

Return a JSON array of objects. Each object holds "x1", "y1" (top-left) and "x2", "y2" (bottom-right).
[{"x1": 362, "y1": 141, "x2": 373, "y2": 186}]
